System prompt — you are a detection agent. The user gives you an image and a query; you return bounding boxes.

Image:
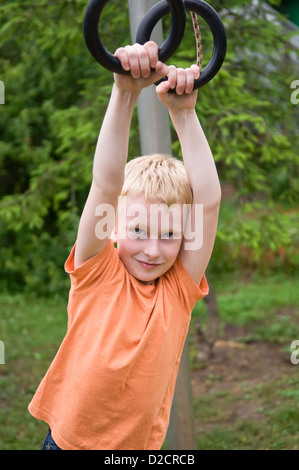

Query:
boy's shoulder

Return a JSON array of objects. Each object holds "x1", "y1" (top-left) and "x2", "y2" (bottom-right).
[{"x1": 65, "y1": 240, "x2": 120, "y2": 290}]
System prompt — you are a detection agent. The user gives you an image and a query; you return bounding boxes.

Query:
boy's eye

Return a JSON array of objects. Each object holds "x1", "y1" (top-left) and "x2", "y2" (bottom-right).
[
  {"x1": 161, "y1": 232, "x2": 174, "y2": 239},
  {"x1": 130, "y1": 226, "x2": 147, "y2": 238}
]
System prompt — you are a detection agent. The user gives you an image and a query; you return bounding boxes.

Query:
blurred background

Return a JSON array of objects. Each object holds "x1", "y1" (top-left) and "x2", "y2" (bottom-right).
[{"x1": 0, "y1": 0, "x2": 298, "y2": 450}]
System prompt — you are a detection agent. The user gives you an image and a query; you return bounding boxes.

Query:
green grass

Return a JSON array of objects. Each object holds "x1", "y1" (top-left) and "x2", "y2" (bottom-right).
[
  {"x1": 0, "y1": 294, "x2": 67, "y2": 450},
  {"x1": 0, "y1": 272, "x2": 298, "y2": 450},
  {"x1": 194, "y1": 375, "x2": 299, "y2": 450},
  {"x1": 193, "y1": 272, "x2": 299, "y2": 343}
]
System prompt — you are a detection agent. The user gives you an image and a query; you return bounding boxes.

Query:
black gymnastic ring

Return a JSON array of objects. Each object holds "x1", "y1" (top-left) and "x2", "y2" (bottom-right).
[
  {"x1": 83, "y1": 0, "x2": 186, "y2": 75},
  {"x1": 136, "y1": 0, "x2": 227, "y2": 89}
]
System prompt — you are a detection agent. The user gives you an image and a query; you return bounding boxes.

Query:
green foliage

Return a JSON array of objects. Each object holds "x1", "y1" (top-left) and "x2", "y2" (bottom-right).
[
  {"x1": 0, "y1": 0, "x2": 298, "y2": 294},
  {"x1": 0, "y1": 0, "x2": 131, "y2": 294}
]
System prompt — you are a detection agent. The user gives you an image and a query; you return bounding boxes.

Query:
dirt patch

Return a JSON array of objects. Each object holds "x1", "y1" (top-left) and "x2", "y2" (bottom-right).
[{"x1": 191, "y1": 328, "x2": 298, "y2": 435}]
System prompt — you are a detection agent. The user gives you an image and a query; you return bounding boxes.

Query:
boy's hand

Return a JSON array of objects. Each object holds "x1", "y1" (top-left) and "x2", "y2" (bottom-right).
[
  {"x1": 156, "y1": 64, "x2": 200, "y2": 113},
  {"x1": 114, "y1": 41, "x2": 169, "y2": 93}
]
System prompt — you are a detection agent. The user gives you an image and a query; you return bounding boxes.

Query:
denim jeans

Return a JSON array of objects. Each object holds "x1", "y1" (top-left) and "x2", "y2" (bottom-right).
[{"x1": 41, "y1": 430, "x2": 62, "y2": 450}]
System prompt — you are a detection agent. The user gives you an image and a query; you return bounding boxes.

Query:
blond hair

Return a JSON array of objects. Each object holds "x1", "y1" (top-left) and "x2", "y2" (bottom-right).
[{"x1": 120, "y1": 154, "x2": 193, "y2": 206}]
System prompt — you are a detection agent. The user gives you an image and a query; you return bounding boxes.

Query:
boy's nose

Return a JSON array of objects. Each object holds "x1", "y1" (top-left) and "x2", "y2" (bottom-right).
[{"x1": 143, "y1": 239, "x2": 161, "y2": 259}]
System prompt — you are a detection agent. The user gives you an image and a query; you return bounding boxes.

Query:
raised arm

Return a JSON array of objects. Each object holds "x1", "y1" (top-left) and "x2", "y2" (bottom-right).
[
  {"x1": 74, "y1": 42, "x2": 169, "y2": 269},
  {"x1": 156, "y1": 66, "x2": 221, "y2": 284}
]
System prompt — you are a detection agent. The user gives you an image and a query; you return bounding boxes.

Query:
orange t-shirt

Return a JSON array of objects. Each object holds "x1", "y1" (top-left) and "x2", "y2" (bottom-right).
[{"x1": 28, "y1": 240, "x2": 208, "y2": 450}]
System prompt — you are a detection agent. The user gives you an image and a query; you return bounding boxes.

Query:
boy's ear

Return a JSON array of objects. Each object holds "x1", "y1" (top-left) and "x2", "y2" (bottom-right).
[{"x1": 110, "y1": 227, "x2": 117, "y2": 243}]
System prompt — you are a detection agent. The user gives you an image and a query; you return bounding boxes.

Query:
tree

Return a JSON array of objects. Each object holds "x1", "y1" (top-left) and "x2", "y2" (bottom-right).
[
  {"x1": 0, "y1": 0, "x2": 298, "y2": 296},
  {"x1": 0, "y1": 0, "x2": 133, "y2": 294}
]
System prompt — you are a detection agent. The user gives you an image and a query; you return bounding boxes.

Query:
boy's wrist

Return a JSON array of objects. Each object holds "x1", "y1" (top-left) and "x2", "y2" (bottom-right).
[
  {"x1": 112, "y1": 84, "x2": 140, "y2": 106},
  {"x1": 169, "y1": 107, "x2": 197, "y2": 124},
  {"x1": 170, "y1": 107, "x2": 196, "y2": 116}
]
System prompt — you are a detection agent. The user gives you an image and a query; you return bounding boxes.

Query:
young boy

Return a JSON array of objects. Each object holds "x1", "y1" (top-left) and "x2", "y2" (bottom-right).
[{"x1": 28, "y1": 41, "x2": 221, "y2": 450}]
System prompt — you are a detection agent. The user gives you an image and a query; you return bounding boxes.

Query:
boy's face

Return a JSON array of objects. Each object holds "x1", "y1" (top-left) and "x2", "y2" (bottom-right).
[{"x1": 116, "y1": 196, "x2": 184, "y2": 285}]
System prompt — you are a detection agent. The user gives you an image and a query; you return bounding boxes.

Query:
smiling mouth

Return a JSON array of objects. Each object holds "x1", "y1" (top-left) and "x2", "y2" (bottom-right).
[{"x1": 136, "y1": 260, "x2": 160, "y2": 269}]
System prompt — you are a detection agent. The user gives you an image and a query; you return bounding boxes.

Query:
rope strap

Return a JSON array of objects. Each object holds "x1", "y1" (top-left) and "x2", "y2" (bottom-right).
[{"x1": 190, "y1": 11, "x2": 202, "y2": 70}]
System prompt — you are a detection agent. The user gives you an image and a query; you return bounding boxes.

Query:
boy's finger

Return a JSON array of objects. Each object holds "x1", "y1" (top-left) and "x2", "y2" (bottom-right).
[
  {"x1": 185, "y1": 68, "x2": 195, "y2": 94},
  {"x1": 144, "y1": 41, "x2": 159, "y2": 68},
  {"x1": 175, "y1": 68, "x2": 186, "y2": 95},
  {"x1": 114, "y1": 47, "x2": 130, "y2": 71},
  {"x1": 134, "y1": 43, "x2": 151, "y2": 78},
  {"x1": 156, "y1": 80, "x2": 171, "y2": 95},
  {"x1": 154, "y1": 61, "x2": 169, "y2": 78},
  {"x1": 124, "y1": 45, "x2": 140, "y2": 78},
  {"x1": 167, "y1": 65, "x2": 177, "y2": 89},
  {"x1": 190, "y1": 64, "x2": 200, "y2": 80}
]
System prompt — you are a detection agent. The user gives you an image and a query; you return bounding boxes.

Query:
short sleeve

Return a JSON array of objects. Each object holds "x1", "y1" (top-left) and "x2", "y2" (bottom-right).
[
  {"x1": 64, "y1": 240, "x2": 122, "y2": 291},
  {"x1": 168, "y1": 256, "x2": 209, "y2": 311}
]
